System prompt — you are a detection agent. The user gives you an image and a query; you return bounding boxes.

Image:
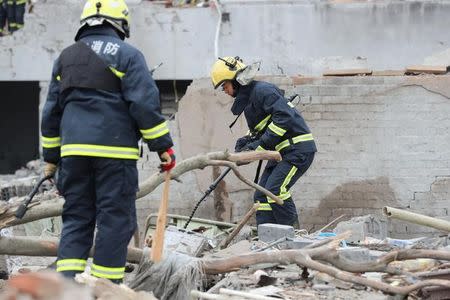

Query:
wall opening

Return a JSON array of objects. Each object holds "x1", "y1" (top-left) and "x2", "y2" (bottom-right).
[
  {"x1": 0, "y1": 82, "x2": 40, "y2": 174},
  {"x1": 156, "y1": 80, "x2": 192, "y2": 118}
]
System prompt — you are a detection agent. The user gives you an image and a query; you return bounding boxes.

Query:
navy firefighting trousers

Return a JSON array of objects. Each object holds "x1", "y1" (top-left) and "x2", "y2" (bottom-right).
[
  {"x1": 56, "y1": 157, "x2": 138, "y2": 282},
  {"x1": 0, "y1": 1, "x2": 6, "y2": 35},
  {"x1": 6, "y1": 0, "x2": 24, "y2": 33},
  {"x1": 254, "y1": 152, "x2": 315, "y2": 227}
]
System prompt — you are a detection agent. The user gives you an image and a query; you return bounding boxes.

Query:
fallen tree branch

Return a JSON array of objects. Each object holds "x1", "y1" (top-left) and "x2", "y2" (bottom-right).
[
  {"x1": 0, "y1": 150, "x2": 281, "y2": 229},
  {"x1": 208, "y1": 160, "x2": 282, "y2": 205},
  {"x1": 322, "y1": 249, "x2": 450, "y2": 274},
  {"x1": 137, "y1": 150, "x2": 280, "y2": 198},
  {"x1": 0, "y1": 198, "x2": 64, "y2": 229}
]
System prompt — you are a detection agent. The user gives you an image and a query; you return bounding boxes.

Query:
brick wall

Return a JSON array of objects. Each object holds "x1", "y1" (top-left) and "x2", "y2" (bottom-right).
[{"x1": 288, "y1": 75, "x2": 450, "y2": 237}]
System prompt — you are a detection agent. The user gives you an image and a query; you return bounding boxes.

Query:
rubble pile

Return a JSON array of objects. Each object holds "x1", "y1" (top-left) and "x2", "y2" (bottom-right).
[{"x1": 0, "y1": 158, "x2": 448, "y2": 299}]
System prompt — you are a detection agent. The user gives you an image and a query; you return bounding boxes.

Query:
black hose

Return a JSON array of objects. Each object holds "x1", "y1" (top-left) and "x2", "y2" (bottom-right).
[
  {"x1": 183, "y1": 167, "x2": 232, "y2": 229},
  {"x1": 15, "y1": 174, "x2": 53, "y2": 219}
]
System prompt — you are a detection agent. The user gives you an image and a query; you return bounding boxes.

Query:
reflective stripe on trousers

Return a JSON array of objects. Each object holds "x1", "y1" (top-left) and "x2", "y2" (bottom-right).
[
  {"x1": 91, "y1": 264, "x2": 125, "y2": 280},
  {"x1": 56, "y1": 259, "x2": 87, "y2": 272}
]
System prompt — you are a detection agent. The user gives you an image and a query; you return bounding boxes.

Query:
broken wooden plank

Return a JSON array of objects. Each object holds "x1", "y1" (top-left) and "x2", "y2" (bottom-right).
[
  {"x1": 323, "y1": 69, "x2": 372, "y2": 76},
  {"x1": 372, "y1": 70, "x2": 406, "y2": 76},
  {"x1": 405, "y1": 65, "x2": 447, "y2": 75}
]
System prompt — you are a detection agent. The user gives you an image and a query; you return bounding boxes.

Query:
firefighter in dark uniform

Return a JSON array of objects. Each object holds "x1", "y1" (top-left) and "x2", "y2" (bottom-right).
[
  {"x1": 6, "y1": 0, "x2": 25, "y2": 33},
  {"x1": 0, "y1": 0, "x2": 7, "y2": 36},
  {"x1": 41, "y1": 0, "x2": 176, "y2": 283},
  {"x1": 210, "y1": 57, "x2": 316, "y2": 227}
]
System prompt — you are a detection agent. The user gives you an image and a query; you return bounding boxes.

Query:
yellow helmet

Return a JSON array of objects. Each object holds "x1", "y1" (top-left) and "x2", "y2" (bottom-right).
[
  {"x1": 76, "y1": 0, "x2": 130, "y2": 40},
  {"x1": 210, "y1": 56, "x2": 247, "y2": 89}
]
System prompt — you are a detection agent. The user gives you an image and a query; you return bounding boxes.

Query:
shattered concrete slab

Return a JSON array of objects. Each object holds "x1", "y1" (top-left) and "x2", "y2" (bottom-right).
[{"x1": 334, "y1": 215, "x2": 387, "y2": 244}]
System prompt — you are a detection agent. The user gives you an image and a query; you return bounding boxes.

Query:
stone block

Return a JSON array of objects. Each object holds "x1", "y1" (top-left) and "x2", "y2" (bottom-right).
[
  {"x1": 258, "y1": 223, "x2": 295, "y2": 243},
  {"x1": 337, "y1": 247, "x2": 371, "y2": 262},
  {"x1": 334, "y1": 215, "x2": 387, "y2": 244},
  {"x1": 286, "y1": 237, "x2": 315, "y2": 249}
]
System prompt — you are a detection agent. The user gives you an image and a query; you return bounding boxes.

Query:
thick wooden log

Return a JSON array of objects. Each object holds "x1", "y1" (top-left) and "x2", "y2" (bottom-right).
[{"x1": 0, "y1": 236, "x2": 142, "y2": 264}]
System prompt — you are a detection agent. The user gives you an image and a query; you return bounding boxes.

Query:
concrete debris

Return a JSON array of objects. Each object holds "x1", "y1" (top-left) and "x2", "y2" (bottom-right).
[
  {"x1": 334, "y1": 214, "x2": 387, "y2": 244},
  {"x1": 257, "y1": 223, "x2": 295, "y2": 244},
  {"x1": 160, "y1": 226, "x2": 209, "y2": 257}
]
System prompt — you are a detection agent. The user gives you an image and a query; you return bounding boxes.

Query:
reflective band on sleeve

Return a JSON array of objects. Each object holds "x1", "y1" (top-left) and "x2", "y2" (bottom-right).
[
  {"x1": 109, "y1": 67, "x2": 125, "y2": 79},
  {"x1": 256, "y1": 145, "x2": 265, "y2": 151},
  {"x1": 257, "y1": 202, "x2": 272, "y2": 211},
  {"x1": 140, "y1": 121, "x2": 170, "y2": 140},
  {"x1": 268, "y1": 122, "x2": 286, "y2": 136},
  {"x1": 56, "y1": 259, "x2": 87, "y2": 272},
  {"x1": 91, "y1": 263, "x2": 125, "y2": 280},
  {"x1": 61, "y1": 144, "x2": 139, "y2": 160},
  {"x1": 254, "y1": 115, "x2": 271, "y2": 132},
  {"x1": 56, "y1": 75, "x2": 61, "y2": 81},
  {"x1": 42, "y1": 136, "x2": 61, "y2": 148},
  {"x1": 288, "y1": 102, "x2": 295, "y2": 108},
  {"x1": 275, "y1": 133, "x2": 314, "y2": 152}
]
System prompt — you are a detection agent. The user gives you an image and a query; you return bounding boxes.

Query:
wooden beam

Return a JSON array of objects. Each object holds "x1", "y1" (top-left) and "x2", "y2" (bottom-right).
[{"x1": 405, "y1": 65, "x2": 447, "y2": 75}]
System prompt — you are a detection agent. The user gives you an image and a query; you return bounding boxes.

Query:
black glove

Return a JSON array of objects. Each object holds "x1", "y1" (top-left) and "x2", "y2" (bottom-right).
[
  {"x1": 234, "y1": 135, "x2": 253, "y2": 152},
  {"x1": 242, "y1": 140, "x2": 261, "y2": 151}
]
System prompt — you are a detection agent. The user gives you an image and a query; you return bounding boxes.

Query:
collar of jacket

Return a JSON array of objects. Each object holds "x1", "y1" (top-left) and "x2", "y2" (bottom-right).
[
  {"x1": 231, "y1": 81, "x2": 256, "y2": 116},
  {"x1": 77, "y1": 25, "x2": 121, "y2": 41}
]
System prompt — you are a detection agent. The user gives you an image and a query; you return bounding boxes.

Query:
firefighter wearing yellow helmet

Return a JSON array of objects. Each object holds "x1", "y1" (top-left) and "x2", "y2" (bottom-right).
[
  {"x1": 210, "y1": 56, "x2": 247, "y2": 89},
  {"x1": 210, "y1": 56, "x2": 317, "y2": 228},
  {"x1": 41, "y1": 0, "x2": 176, "y2": 283},
  {"x1": 75, "y1": 0, "x2": 130, "y2": 41}
]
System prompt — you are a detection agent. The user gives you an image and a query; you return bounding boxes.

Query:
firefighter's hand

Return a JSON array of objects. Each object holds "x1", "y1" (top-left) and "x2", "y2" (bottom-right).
[
  {"x1": 43, "y1": 163, "x2": 57, "y2": 178},
  {"x1": 235, "y1": 135, "x2": 253, "y2": 152},
  {"x1": 159, "y1": 148, "x2": 176, "y2": 172},
  {"x1": 242, "y1": 140, "x2": 261, "y2": 151}
]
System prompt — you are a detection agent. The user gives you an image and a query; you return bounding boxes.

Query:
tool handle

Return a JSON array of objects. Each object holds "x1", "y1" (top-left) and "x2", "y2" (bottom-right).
[
  {"x1": 151, "y1": 170, "x2": 171, "y2": 262},
  {"x1": 15, "y1": 174, "x2": 53, "y2": 219}
]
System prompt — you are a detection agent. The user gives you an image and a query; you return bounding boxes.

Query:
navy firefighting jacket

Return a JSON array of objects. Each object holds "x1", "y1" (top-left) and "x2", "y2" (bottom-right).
[
  {"x1": 41, "y1": 26, "x2": 173, "y2": 164},
  {"x1": 236, "y1": 80, "x2": 317, "y2": 155}
]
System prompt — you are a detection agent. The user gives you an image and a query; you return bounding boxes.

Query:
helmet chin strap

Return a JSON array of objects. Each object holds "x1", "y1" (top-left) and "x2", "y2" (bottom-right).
[{"x1": 231, "y1": 80, "x2": 240, "y2": 97}]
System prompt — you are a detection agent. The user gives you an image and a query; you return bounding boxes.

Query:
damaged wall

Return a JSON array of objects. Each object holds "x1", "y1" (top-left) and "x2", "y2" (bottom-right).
[
  {"x1": 2, "y1": 0, "x2": 450, "y2": 80},
  {"x1": 36, "y1": 75, "x2": 450, "y2": 238},
  {"x1": 177, "y1": 75, "x2": 450, "y2": 238}
]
